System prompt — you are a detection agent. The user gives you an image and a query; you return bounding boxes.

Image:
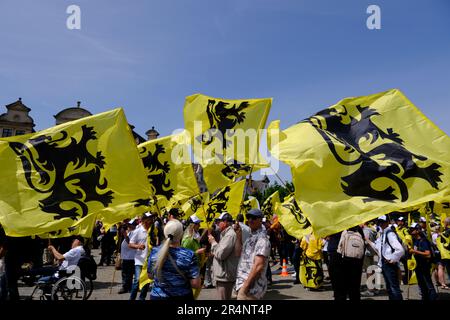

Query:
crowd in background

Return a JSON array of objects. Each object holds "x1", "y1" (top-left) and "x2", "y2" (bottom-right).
[{"x1": 1, "y1": 207, "x2": 449, "y2": 301}]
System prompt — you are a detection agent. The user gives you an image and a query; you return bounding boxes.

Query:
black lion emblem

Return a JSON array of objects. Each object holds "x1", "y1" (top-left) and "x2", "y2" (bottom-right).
[
  {"x1": 189, "y1": 196, "x2": 203, "y2": 213},
  {"x1": 261, "y1": 197, "x2": 275, "y2": 219},
  {"x1": 205, "y1": 186, "x2": 230, "y2": 222},
  {"x1": 199, "y1": 99, "x2": 249, "y2": 150},
  {"x1": 282, "y1": 196, "x2": 311, "y2": 228},
  {"x1": 301, "y1": 253, "x2": 324, "y2": 287},
  {"x1": 303, "y1": 104, "x2": 443, "y2": 202},
  {"x1": 9, "y1": 125, "x2": 114, "y2": 220},
  {"x1": 240, "y1": 201, "x2": 252, "y2": 214},
  {"x1": 221, "y1": 161, "x2": 252, "y2": 179},
  {"x1": 140, "y1": 143, "x2": 174, "y2": 200}
]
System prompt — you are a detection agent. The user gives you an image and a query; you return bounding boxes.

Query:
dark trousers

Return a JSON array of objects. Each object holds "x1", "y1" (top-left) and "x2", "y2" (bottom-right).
[
  {"x1": 400, "y1": 256, "x2": 409, "y2": 285},
  {"x1": 121, "y1": 259, "x2": 135, "y2": 292},
  {"x1": 5, "y1": 258, "x2": 20, "y2": 301},
  {"x1": 292, "y1": 247, "x2": 301, "y2": 282},
  {"x1": 328, "y1": 252, "x2": 345, "y2": 300},
  {"x1": 415, "y1": 264, "x2": 438, "y2": 300},
  {"x1": 381, "y1": 263, "x2": 403, "y2": 300},
  {"x1": 129, "y1": 265, "x2": 149, "y2": 300},
  {"x1": 341, "y1": 257, "x2": 363, "y2": 300},
  {"x1": 266, "y1": 262, "x2": 272, "y2": 283},
  {"x1": 0, "y1": 273, "x2": 7, "y2": 301}
]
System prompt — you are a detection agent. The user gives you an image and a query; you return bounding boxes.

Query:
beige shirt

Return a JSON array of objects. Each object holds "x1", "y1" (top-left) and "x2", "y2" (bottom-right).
[{"x1": 211, "y1": 226, "x2": 239, "y2": 283}]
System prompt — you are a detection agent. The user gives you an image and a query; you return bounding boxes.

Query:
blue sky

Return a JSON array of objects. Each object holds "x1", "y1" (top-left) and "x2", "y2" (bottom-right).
[{"x1": 1, "y1": 0, "x2": 449, "y2": 182}]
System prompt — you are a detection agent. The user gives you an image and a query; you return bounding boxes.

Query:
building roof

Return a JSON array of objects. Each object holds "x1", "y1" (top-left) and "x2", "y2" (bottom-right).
[
  {"x1": 5, "y1": 98, "x2": 31, "y2": 112},
  {"x1": 53, "y1": 107, "x2": 92, "y2": 119}
]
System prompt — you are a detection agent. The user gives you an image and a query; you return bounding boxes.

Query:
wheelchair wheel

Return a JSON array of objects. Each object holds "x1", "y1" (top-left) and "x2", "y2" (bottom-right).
[
  {"x1": 51, "y1": 276, "x2": 87, "y2": 300},
  {"x1": 29, "y1": 283, "x2": 52, "y2": 301},
  {"x1": 82, "y1": 277, "x2": 94, "y2": 300}
]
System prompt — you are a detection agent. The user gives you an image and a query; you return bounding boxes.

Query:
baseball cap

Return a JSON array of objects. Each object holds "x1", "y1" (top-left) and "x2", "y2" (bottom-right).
[
  {"x1": 246, "y1": 208, "x2": 264, "y2": 219},
  {"x1": 128, "y1": 218, "x2": 137, "y2": 225},
  {"x1": 419, "y1": 217, "x2": 427, "y2": 223},
  {"x1": 190, "y1": 214, "x2": 203, "y2": 224},
  {"x1": 396, "y1": 217, "x2": 404, "y2": 222},
  {"x1": 377, "y1": 215, "x2": 388, "y2": 222},
  {"x1": 141, "y1": 212, "x2": 156, "y2": 220},
  {"x1": 218, "y1": 212, "x2": 233, "y2": 222}
]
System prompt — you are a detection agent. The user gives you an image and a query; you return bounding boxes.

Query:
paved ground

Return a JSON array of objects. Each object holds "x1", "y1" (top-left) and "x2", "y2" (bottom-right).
[{"x1": 18, "y1": 249, "x2": 450, "y2": 300}]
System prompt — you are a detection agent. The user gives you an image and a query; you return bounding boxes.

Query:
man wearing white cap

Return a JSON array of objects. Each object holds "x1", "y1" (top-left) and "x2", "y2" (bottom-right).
[
  {"x1": 419, "y1": 217, "x2": 428, "y2": 238},
  {"x1": 208, "y1": 212, "x2": 239, "y2": 300},
  {"x1": 118, "y1": 219, "x2": 137, "y2": 294},
  {"x1": 373, "y1": 215, "x2": 405, "y2": 300},
  {"x1": 128, "y1": 212, "x2": 154, "y2": 300}
]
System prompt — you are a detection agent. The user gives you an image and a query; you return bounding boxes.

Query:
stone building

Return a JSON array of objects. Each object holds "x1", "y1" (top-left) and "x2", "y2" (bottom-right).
[
  {"x1": 54, "y1": 101, "x2": 92, "y2": 125},
  {"x1": 0, "y1": 98, "x2": 35, "y2": 137},
  {"x1": 54, "y1": 101, "x2": 145, "y2": 144}
]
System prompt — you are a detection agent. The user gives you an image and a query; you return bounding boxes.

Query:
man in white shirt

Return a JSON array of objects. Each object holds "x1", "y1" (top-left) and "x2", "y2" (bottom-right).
[
  {"x1": 49, "y1": 236, "x2": 85, "y2": 270},
  {"x1": 372, "y1": 215, "x2": 405, "y2": 300},
  {"x1": 128, "y1": 212, "x2": 154, "y2": 300}
]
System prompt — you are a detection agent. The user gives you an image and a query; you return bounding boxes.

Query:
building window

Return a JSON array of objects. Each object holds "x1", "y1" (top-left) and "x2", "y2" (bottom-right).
[
  {"x1": 2, "y1": 128, "x2": 13, "y2": 137},
  {"x1": 15, "y1": 130, "x2": 26, "y2": 135}
]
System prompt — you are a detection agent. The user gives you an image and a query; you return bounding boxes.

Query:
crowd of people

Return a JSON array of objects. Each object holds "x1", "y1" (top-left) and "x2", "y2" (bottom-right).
[{"x1": 0, "y1": 207, "x2": 449, "y2": 301}]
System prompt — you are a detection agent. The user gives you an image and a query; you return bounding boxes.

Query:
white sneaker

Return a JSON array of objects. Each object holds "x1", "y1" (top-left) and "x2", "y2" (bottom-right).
[{"x1": 291, "y1": 272, "x2": 297, "y2": 278}]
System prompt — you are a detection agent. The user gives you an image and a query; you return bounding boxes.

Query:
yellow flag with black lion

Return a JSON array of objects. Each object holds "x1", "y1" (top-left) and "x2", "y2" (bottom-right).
[
  {"x1": 0, "y1": 108, "x2": 152, "y2": 237},
  {"x1": 269, "y1": 89, "x2": 450, "y2": 237}
]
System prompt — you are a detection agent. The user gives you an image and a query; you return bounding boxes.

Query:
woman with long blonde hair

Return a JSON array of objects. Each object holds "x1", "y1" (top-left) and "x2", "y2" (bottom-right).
[{"x1": 148, "y1": 220, "x2": 201, "y2": 300}]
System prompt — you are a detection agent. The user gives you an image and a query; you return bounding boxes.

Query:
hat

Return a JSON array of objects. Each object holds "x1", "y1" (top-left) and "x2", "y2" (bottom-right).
[
  {"x1": 246, "y1": 208, "x2": 264, "y2": 218},
  {"x1": 419, "y1": 217, "x2": 427, "y2": 223},
  {"x1": 218, "y1": 212, "x2": 233, "y2": 222},
  {"x1": 377, "y1": 215, "x2": 388, "y2": 222},
  {"x1": 141, "y1": 212, "x2": 155, "y2": 220},
  {"x1": 396, "y1": 217, "x2": 404, "y2": 222},
  {"x1": 262, "y1": 217, "x2": 267, "y2": 223},
  {"x1": 409, "y1": 222, "x2": 419, "y2": 229},
  {"x1": 190, "y1": 214, "x2": 203, "y2": 224},
  {"x1": 128, "y1": 218, "x2": 137, "y2": 225}
]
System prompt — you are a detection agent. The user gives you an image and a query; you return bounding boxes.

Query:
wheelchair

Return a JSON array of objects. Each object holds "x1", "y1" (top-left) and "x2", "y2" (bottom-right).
[{"x1": 29, "y1": 272, "x2": 87, "y2": 300}]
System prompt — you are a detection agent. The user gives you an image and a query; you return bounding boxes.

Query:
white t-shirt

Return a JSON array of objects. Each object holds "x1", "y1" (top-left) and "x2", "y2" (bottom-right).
[
  {"x1": 129, "y1": 225, "x2": 149, "y2": 266},
  {"x1": 60, "y1": 246, "x2": 85, "y2": 271},
  {"x1": 121, "y1": 230, "x2": 137, "y2": 261}
]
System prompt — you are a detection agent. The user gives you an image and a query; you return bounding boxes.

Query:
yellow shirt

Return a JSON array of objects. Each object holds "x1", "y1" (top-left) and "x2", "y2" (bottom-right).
[{"x1": 301, "y1": 234, "x2": 323, "y2": 260}]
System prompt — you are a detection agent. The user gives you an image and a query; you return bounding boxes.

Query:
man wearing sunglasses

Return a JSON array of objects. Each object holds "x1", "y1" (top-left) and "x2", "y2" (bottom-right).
[{"x1": 235, "y1": 209, "x2": 271, "y2": 300}]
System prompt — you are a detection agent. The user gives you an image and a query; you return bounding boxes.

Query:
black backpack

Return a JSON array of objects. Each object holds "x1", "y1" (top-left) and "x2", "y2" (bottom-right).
[
  {"x1": 78, "y1": 254, "x2": 97, "y2": 280},
  {"x1": 385, "y1": 229, "x2": 408, "y2": 259}
]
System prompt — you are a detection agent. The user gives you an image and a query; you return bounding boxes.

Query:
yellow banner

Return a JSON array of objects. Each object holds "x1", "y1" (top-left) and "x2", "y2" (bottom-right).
[
  {"x1": 240, "y1": 196, "x2": 260, "y2": 215},
  {"x1": 269, "y1": 89, "x2": 450, "y2": 237},
  {"x1": 181, "y1": 192, "x2": 210, "y2": 221},
  {"x1": 184, "y1": 94, "x2": 271, "y2": 166},
  {"x1": 276, "y1": 194, "x2": 312, "y2": 240},
  {"x1": 261, "y1": 190, "x2": 280, "y2": 219},
  {"x1": 199, "y1": 180, "x2": 246, "y2": 227},
  {"x1": 0, "y1": 108, "x2": 152, "y2": 237},
  {"x1": 137, "y1": 131, "x2": 199, "y2": 210}
]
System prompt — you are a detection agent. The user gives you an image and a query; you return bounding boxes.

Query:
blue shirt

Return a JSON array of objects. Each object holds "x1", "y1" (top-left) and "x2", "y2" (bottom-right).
[
  {"x1": 413, "y1": 236, "x2": 432, "y2": 267},
  {"x1": 148, "y1": 246, "x2": 199, "y2": 298}
]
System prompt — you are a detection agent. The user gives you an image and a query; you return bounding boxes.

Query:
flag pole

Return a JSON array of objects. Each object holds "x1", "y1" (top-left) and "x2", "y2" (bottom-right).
[
  {"x1": 241, "y1": 165, "x2": 255, "y2": 207},
  {"x1": 269, "y1": 166, "x2": 293, "y2": 192}
]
